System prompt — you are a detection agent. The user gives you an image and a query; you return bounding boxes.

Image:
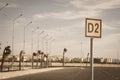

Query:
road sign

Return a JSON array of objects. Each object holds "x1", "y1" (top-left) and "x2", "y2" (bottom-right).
[
  {"x1": 85, "y1": 18, "x2": 102, "y2": 80},
  {"x1": 85, "y1": 18, "x2": 102, "y2": 38}
]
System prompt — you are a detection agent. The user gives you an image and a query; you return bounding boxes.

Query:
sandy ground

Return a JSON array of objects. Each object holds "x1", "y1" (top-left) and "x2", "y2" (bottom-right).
[{"x1": 0, "y1": 62, "x2": 120, "y2": 67}]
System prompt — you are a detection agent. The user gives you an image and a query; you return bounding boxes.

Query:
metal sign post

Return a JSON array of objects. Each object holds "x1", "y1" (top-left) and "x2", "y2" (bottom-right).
[
  {"x1": 90, "y1": 38, "x2": 94, "y2": 80},
  {"x1": 85, "y1": 18, "x2": 102, "y2": 80}
]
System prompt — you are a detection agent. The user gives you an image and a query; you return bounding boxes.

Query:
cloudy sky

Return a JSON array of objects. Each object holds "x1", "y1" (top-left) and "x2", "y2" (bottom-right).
[{"x1": 0, "y1": 0, "x2": 120, "y2": 59}]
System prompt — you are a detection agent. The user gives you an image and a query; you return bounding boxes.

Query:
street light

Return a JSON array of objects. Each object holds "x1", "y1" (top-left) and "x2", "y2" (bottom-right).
[
  {"x1": 49, "y1": 38, "x2": 55, "y2": 55},
  {"x1": 45, "y1": 37, "x2": 53, "y2": 54},
  {"x1": 42, "y1": 34, "x2": 48, "y2": 52},
  {"x1": 31, "y1": 27, "x2": 38, "y2": 54},
  {"x1": 12, "y1": 14, "x2": 22, "y2": 70},
  {"x1": 80, "y1": 42, "x2": 83, "y2": 67},
  {"x1": 44, "y1": 37, "x2": 54, "y2": 67},
  {"x1": 12, "y1": 14, "x2": 22, "y2": 54},
  {"x1": 38, "y1": 31, "x2": 44, "y2": 50},
  {"x1": 0, "y1": 3, "x2": 8, "y2": 11},
  {"x1": 23, "y1": 21, "x2": 32, "y2": 52},
  {"x1": 31, "y1": 27, "x2": 39, "y2": 69}
]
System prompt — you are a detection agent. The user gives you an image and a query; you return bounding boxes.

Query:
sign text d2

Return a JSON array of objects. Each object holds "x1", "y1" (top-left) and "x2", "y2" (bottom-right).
[{"x1": 85, "y1": 18, "x2": 102, "y2": 38}]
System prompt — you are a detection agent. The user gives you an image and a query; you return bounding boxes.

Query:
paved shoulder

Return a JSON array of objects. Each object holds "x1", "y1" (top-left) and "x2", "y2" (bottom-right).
[{"x1": 0, "y1": 67, "x2": 63, "y2": 80}]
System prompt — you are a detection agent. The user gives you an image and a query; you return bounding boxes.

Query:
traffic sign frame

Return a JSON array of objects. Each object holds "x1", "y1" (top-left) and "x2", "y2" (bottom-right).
[
  {"x1": 85, "y1": 18, "x2": 102, "y2": 38},
  {"x1": 85, "y1": 18, "x2": 102, "y2": 80}
]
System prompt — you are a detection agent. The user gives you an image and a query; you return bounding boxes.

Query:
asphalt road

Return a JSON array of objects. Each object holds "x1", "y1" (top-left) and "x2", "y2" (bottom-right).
[{"x1": 2, "y1": 67, "x2": 120, "y2": 80}]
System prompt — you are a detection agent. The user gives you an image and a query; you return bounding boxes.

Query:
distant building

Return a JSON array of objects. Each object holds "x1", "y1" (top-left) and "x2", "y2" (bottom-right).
[
  {"x1": 104, "y1": 58, "x2": 112, "y2": 63},
  {"x1": 112, "y1": 59, "x2": 120, "y2": 64},
  {"x1": 49, "y1": 55, "x2": 71, "y2": 62},
  {"x1": 94, "y1": 58, "x2": 104, "y2": 63},
  {"x1": 14, "y1": 54, "x2": 32, "y2": 62},
  {"x1": 62, "y1": 57, "x2": 71, "y2": 63},
  {"x1": 83, "y1": 58, "x2": 90, "y2": 63},
  {"x1": 71, "y1": 57, "x2": 84, "y2": 63},
  {"x1": 49, "y1": 55, "x2": 63, "y2": 62},
  {"x1": 71, "y1": 58, "x2": 80, "y2": 63}
]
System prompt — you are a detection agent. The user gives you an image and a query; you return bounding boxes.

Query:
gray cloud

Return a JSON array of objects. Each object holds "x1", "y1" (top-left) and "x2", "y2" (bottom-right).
[{"x1": 0, "y1": 0, "x2": 120, "y2": 58}]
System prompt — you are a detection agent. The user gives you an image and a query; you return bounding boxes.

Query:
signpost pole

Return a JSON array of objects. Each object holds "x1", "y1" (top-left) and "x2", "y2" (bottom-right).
[
  {"x1": 85, "y1": 18, "x2": 102, "y2": 80},
  {"x1": 63, "y1": 51, "x2": 65, "y2": 67},
  {"x1": 90, "y1": 38, "x2": 94, "y2": 80}
]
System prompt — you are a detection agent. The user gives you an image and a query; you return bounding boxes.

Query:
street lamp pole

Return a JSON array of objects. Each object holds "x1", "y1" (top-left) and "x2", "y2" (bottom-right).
[
  {"x1": 45, "y1": 39, "x2": 49, "y2": 54},
  {"x1": 0, "y1": 3, "x2": 8, "y2": 11},
  {"x1": 12, "y1": 14, "x2": 22, "y2": 69},
  {"x1": 42, "y1": 34, "x2": 48, "y2": 52},
  {"x1": 45, "y1": 37, "x2": 51, "y2": 68},
  {"x1": 31, "y1": 28, "x2": 38, "y2": 54},
  {"x1": 23, "y1": 21, "x2": 32, "y2": 52},
  {"x1": 49, "y1": 39, "x2": 55, "y2": 54},
  {"x1": 47, "y1": 37, "x2": 53, "y2": 54},
  {"x1": 12, "y1": 14, "x2": 22, "y2": 55},
  {"x1": 38, "y1": 31, "x2": 44, "y2": 50},
  {"x1": 80, "y1": 42, "x2": 83, "y2": 67},
  {"x1": 31, "y1": 28, "x2": 38, "y2": 68}
]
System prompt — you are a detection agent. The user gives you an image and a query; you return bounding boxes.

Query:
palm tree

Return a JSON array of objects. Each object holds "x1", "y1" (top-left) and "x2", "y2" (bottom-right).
[{"x1": 63, "y1": 48, "x2": 67, "y2": 67}]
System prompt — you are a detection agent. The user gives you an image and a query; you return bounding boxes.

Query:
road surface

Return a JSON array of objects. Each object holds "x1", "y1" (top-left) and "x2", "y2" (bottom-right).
[{"x1": 2, "y1": 67, "x2": 120, "y2": 80}]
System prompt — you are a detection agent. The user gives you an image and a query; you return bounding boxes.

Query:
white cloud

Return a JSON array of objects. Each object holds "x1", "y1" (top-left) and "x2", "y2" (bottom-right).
[
  {"x1": 1, "y1": 0, "x2": 120, "y2": 58},
  {"x1": 110, "y1": 20, "x2": 120, "y2": 27},
  {"x1": 95, "y1": 33, "x2": 120, "y2": 45},
  {"x1": 103, "y1": 23, "x2": 116, "y2": 30},
  {"x1": 33, "y1": 10, "x2": 100, "y2": 20},
  {"x1": 93, "y1": 33, "x2": 120, "y2": 58},
  {"x1": 96, "y1": 0, "x2": 120, "y2": 9},
  {"x1": 69, "y1": 0, "x2": 120, "y2": 10}
]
